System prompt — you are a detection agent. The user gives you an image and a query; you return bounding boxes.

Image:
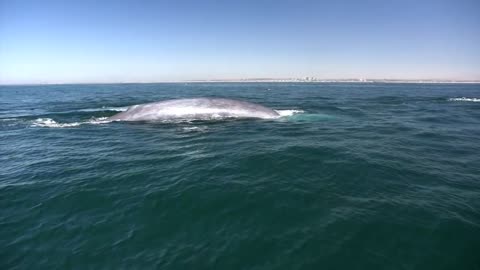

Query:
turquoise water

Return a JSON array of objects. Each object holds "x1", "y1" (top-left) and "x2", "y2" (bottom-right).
[{"x1": 1, "y1": 83, "x2": 479, "y2": 269}]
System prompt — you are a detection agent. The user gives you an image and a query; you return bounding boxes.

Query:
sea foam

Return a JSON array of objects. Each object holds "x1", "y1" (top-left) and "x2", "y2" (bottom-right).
[
  {"x1": 448, "y1": 97, "x2": 480, "y2": 102},
  {"x1": 31, "y1": 117, "x2": 112, "y2": 128}
]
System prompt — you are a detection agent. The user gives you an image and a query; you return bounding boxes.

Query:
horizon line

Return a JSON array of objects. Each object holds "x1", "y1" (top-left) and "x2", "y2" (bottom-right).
[{"x1": 2, "y1": 78, "x2": 480, "y2": 86}]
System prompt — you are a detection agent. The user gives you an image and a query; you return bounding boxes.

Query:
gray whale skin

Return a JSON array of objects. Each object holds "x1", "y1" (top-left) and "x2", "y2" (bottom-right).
[{"x1": 108, "y1": 98, "x2": 280, "y2": 121}]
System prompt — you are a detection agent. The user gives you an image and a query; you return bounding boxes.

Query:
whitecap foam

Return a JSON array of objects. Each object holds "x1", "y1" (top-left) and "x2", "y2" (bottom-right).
[
  {"x1": 274, "y1": 109, "x2": 305, "y2": 117},
  {"x1": 88, "y1": 117, "x2": 113, "y2": 124},
  {"x1": 31, "y1": 117, "x2": 113, "y2": 128},
  {"x1": 32, "y1": 118, "x2": 82, "y2": 128},
  {"x1": 448, "y1": 97, "x2": 480, "y2": 102}
]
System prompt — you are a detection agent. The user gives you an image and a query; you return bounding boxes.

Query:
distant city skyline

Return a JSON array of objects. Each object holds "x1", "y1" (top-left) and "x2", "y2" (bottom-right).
[{"x1": 1, "y1": 0, "x2": 479, "y2": 84}]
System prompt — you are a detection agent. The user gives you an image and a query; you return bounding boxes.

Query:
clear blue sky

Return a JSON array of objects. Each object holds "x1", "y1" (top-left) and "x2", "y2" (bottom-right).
[{"x1": 0, "y1": 0, "x2": 479, "y2": 83}]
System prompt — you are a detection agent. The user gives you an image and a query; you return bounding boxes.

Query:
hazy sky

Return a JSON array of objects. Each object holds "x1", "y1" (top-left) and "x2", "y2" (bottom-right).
[{"x1": 1, "y1": 0, "x2": 479, "y2": 83}]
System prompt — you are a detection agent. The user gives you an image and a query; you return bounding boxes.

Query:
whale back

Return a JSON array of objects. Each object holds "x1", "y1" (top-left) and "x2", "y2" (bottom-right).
[{"x1": 109, "y1": 98, "x2": 279, "y2": 121}]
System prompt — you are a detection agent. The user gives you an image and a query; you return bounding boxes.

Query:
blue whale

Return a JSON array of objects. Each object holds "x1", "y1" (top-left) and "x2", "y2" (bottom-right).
[{"x1": 108, "y1": 98, "x2": 280, "y2": 121}]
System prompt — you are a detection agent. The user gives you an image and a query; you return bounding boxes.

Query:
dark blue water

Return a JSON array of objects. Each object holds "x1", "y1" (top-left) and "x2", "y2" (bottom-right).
[{"x1": 1, "y1": 83, "x2": 479, "y2": 269}]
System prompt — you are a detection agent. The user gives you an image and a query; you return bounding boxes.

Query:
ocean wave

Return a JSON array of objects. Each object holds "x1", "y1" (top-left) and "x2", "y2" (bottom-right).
[
  {"x1": 31, "y1": 117, "x2": 112, "y2": 128},
  {"x1": 77, "y1": 106, "x2": 129, "y2": 112},
  {"x1": 0, "y1": 117, "x2": 27, "y2": 128},
  {"x1": 3, "y1": 106, "x2": 129, "y2": 119},
  {"x1": 32, "y1": 118, "x2": 82, "y2": 128},
  {"x1": 0, "y1": 118, "x2": 17, "y2": 122},
  {"x1": 181, "y1": 126, "x2": 209, "y2": 132},
  {"x1": 448, "y1": 97, "x2": 480, "y2": 102}
]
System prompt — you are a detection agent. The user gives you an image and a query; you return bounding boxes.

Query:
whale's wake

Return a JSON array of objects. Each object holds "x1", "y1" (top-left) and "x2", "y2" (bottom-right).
[{"x1": 31, "y1": 117, "x2": 112, "y2": 128}]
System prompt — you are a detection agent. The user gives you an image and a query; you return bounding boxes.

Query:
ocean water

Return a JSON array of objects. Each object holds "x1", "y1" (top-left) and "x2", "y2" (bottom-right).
[{"x1": 1, "y1": 83, "x2": 479, "y2": 269}]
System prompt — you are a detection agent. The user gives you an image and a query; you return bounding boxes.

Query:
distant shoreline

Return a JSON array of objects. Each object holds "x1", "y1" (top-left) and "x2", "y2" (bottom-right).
[{"x1": 1, "y1": 79, "x2": 480, "y2": 86}]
